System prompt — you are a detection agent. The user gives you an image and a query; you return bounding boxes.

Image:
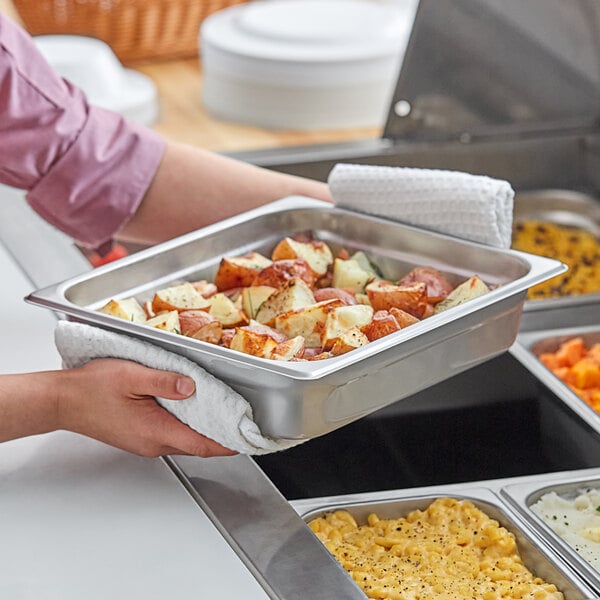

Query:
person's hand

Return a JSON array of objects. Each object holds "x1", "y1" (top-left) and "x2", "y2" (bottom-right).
[{"x1": 57, "y1": 358, "x2": 237, "y2": 458}]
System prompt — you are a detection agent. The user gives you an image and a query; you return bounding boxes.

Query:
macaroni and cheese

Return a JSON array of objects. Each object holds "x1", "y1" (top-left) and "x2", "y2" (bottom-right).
[{"x1": 308, "y1": 497, "x2": 563, "y2": 599}]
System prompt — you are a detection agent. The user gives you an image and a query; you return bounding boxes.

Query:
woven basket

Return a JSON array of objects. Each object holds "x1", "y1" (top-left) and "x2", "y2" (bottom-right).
[{"x1": 13, "y1": 0, "x2": 250, "y2": 64}]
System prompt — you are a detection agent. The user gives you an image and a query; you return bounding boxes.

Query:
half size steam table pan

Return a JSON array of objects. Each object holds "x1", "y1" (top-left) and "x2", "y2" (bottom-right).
[
  {"x1": 515, "y1": 189, "x2": 600, "y2": 331},
  {"x1": 294, "y1": 486, "x2": 598, "y2": 599},
  {"x1": 511, "y1": 326, "x2": 600, "y2": 437},
  {"x1": 501, "y1": 469, "x2": 600, "y2": 595},
  {"x1": 26, "y1": 196, "x2": 563, "y2": 440}
]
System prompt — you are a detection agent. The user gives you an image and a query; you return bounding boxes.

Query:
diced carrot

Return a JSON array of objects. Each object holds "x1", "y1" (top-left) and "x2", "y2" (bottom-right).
[
  {"x1": 588, "y1": 343, "x2": 600, "y2": 365},
  {"x1": 552, "y1": 366, "x2": 571, "y2": 382},
  {"x1": 539, "y1": 353, "x2": 562, "y2": 370},
  {"x1": 571, "y1": 359, "x2": 600, "y2": 389},
  {"x1": 554, "y1": 337, "x2": 586, "y2": 367}
]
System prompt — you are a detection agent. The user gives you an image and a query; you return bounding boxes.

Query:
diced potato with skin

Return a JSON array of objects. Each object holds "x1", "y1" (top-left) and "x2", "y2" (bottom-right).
[
  {"x1": 229, "y1": 324, "x2": 285, "y2": 359},
  {"x1": 152, "y1": 282, "x2": 211, "y2": 313},
  {"x1": 389, "y1": 307, "x2": 420, "y2": 328},
  {"x1": 313, "y1": 287, "x2": 356, "y2": 305},
  {"x1": 330, "y1": 327, "x2": 369, "y2": 355},
  {"x1": 433, "y1": 275, "x2": 490, "y2": 314},
  {"x1": 332, "y1": 258, "x2": 374, "y2": 292},
  {"x1": 271, "y1": 237, "x2": 333, "y2": 276},
  {"x1": 214, "y1": 252, "x2": 272, "y2": 291},
  {"x1": 275, "y1": 299, "x2": 344, "y2": 348},
  {"x1": 241, "y1": 286, "x2": 277, "y2": 319},
  {"x1": 221, "y1": 328, "x2": 235, "y2": 348},
  {"x1": 209, "y1": 293, "x2": 249, "y2": 328},
  {"x1": 179, "y1": 310, "x2": 222, "y2": 344},
  {"x1": 361, "y1": 310, "x2": 402, "y2": 342},
  {"x1": 398, "y1": 266, "x2": 454, "y2": 302},
  {"x1": 191, "y1": 279, "x2": 218, "y2": 298},
  {"x1": 252, "y1": 258, "x2": 317, "y2": 290},
  {"x1": 270, "y1": 336, "x2": 306, "y2": 361},
  {"x1": 365, "y1": 280, "x2": 428, "y2": 318},
  {"x1": 98, "y1": 297, "x2": 147, "y2": 323},
  {"x1": 255, "y1": 278, "x2": 316, "y2": 326},
  {"x1": 145, "y1": 310, "x2": 180, "y2": 333},
  {"x1": 322, "y1": 304, "x2": 374, "y2": 349},
  {"x1": 245, "y1": 321, "x2": 288, "y2": 342}
]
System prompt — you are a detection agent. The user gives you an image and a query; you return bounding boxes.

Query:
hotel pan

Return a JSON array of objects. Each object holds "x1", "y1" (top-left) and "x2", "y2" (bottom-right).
[
  {"x1": 515, "y1": 189, "x2": 600, "y2": 331},
  {"x1": 25, "y1": 196, "x2": 563, "y2": 440},
  {"x1": 501, "y1": 469, "x2": 600, "y2": 595},
  {"x1": 512, "y1": 326, "x2": 600, "y2": 437},
  {"x1": 294, "y1": 486, "x2": 598, "y2": 600}
]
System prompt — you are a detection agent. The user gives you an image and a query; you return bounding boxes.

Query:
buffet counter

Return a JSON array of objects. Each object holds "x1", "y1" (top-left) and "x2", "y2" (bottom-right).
[{"x1": 2, "y1": 0, "x2": 600, "y2": 597}]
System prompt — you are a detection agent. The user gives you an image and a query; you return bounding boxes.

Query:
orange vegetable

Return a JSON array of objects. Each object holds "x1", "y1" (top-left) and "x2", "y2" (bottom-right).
[{"x1": 539, "y1": 337, "x2": 600, "y2": 414}]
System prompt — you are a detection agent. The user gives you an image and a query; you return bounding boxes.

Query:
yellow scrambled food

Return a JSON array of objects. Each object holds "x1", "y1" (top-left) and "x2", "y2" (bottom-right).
[
  {"x1": 308, "y1": 497, "x2": 563, "y2": 600},
  {"x1": 512, "y1": 220, "x2": 600, "y2": 299}
]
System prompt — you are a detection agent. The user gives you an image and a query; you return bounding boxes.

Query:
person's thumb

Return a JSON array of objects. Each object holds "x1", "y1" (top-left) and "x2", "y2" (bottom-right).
[{"x1": 129, "y1": 364, "x2": 196, "y2": 400}]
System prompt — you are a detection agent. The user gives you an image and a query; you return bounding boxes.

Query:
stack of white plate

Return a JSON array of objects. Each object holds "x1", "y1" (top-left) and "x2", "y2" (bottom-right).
[
  {"x1": 201, "y1": 0, "x2": 417, "y2": 130},
  {"x1": 34, "y1": 35, "x2": 159, "y2": 126}
]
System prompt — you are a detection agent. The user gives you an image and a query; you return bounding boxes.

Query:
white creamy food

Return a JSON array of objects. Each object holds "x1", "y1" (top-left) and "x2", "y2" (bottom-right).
[{"x1": 531, "y1": 487, "x2": 600, "y2": 571}]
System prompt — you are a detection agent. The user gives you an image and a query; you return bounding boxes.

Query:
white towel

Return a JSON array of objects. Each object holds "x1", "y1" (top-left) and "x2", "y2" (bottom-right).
[
  {"x1": 55, "y1": 321, "x2": 305, "y2": 455},
  {"x1": 328, "y1": 163, "x2": 514, "y2": 248}
]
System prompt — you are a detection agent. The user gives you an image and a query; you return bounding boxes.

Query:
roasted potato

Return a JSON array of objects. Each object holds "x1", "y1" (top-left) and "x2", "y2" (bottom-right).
[
  {"x1": 275, "y1": 298, "x2": 344, "y2": 347},
  {"x1": 322, "y1": 304, "x2": 374, "y2": 349},
  {"x1": 270, "y1": 336, "x2": 306, "y2": 361},
  {"x1": 208, "y1": 293, "x2": 249, "y2": 328},
  {"x1": 389, "y1": 307, "x2": 421, "y2": 328},
  {"x1": 252, "y1": 258, "x2": 317, "y2": 289},
  {"x1": 365, "y1": 280, "x2": 428, "y2": 318},
  {"x1": 433, "y1": 275, "x2": 490, "y2": 314},
  {"x1": 331, "y1": 257, "x2": 374, "y2": 292},
  {"x1": 190, "y1": 279, "x2": 218, "y2": 298},
  {"x1": 330, "y1": 327, "x2": 369, "y2": 356},
  {"x1": 361, "y1": 310, "x2": 402, "y2": 342},
  {"x1": 214, "y1": 252, "x2": 272, "y2": 291},
  {"x1": 179, "y1": 310, "x2": 222, "y2": 344},
  {"x1": 152, "y1": 282, "x2": 211, "y2": 313},
  {"x1": 271, "y1": 237, "x2": 333, "y2": 276},
  {"x1": 398, "y1": 266, "x2": 454, "y2": 303},
  {"x1": 229, "y1": 323, "x2": 287, "y2": 359},
  {"x1": 241, "y1": 285, "x2": 277, "y2": 320},
  {"x1": 98, "y1": 297, "x2": 147, "y2": 323},
  {"x1": 255, "y1": 278, "x2": 316, "y2": 326},
  {"x1": 145, "y1": 310, "x2": 180, "y2": 333},
  {"x1": 313, "y1": 287, "x2": 357, "y2": 305}
]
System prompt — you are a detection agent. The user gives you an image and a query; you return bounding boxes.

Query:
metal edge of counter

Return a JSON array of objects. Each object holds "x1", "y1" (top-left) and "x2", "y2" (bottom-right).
[{"x1": 165, "y1": 453, "x2": 368, "y2": 600}]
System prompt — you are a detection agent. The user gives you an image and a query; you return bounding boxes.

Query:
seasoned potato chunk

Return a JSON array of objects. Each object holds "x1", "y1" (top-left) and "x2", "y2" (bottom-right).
[
  {"x1": 255, "y1": 278, "x2": 316, "y2": 326},
  {"x1": 271, "y1": 237, "x2": 333, "y2": 276}
]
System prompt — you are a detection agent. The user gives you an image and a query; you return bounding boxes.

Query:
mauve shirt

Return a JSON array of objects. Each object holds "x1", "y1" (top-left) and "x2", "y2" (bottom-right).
[{"x1": 0, "y1": 14, "x2": 166, "y2": 247}]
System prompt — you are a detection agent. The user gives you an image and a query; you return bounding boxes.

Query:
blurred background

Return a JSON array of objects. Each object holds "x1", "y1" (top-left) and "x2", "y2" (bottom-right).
[{"x1": 0, "y1": 0, "x2": 418, "y2": 152}]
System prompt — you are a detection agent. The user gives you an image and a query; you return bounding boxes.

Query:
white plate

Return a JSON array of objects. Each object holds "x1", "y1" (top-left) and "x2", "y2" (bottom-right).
[{"x1": 34, "y1": 35, "x2": 159, "y2": 126}]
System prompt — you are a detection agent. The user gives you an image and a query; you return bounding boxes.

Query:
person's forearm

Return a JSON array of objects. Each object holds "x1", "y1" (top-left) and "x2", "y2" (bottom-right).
[
  {"x1": 0, "y1": 371, "x2": 63, "y2": 442},
  {"x1": 117, "y1": 142, "x2": 332, "y2": 245}
]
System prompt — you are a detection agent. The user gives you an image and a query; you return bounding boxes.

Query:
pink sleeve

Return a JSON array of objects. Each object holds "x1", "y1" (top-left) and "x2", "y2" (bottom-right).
[{"x1": 0, "y1": 14, "x2": 166, "y2": 247}]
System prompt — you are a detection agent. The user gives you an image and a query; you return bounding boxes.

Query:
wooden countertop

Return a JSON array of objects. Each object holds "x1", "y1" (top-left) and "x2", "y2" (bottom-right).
[{"x1": 1, "y1": 0, "x2": 381, "y2": 152}]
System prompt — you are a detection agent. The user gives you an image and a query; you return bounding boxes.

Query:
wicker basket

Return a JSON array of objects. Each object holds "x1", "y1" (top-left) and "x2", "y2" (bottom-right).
[{"x1": 13, "y1": 0, "x2": 250, "y2": 64}]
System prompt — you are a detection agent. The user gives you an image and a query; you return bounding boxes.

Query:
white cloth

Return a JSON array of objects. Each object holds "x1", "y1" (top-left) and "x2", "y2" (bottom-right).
[
  {"x1": 328, "y1": 163, "x2": 514, "y2": 248},
  {"x1": 55, "y1": 321, "x2": 304, "y2": 455}
]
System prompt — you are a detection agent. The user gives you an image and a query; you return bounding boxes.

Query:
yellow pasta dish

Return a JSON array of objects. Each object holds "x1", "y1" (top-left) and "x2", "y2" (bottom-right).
[
  {"x1": 308, "y1": 497, "x2": 563, "y2": 600},
  {"x1": 512, "y1": 220, "x2": 600, "y2": 299}
]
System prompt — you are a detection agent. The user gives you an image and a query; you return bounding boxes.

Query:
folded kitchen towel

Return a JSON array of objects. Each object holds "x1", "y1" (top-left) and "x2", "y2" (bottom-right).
[
  {"x1": 55, "y1": 321, "x2": 305, "y2": 455},
  {"x1": 328, "y1": 164, "x2": 514, "y2": 248}
]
